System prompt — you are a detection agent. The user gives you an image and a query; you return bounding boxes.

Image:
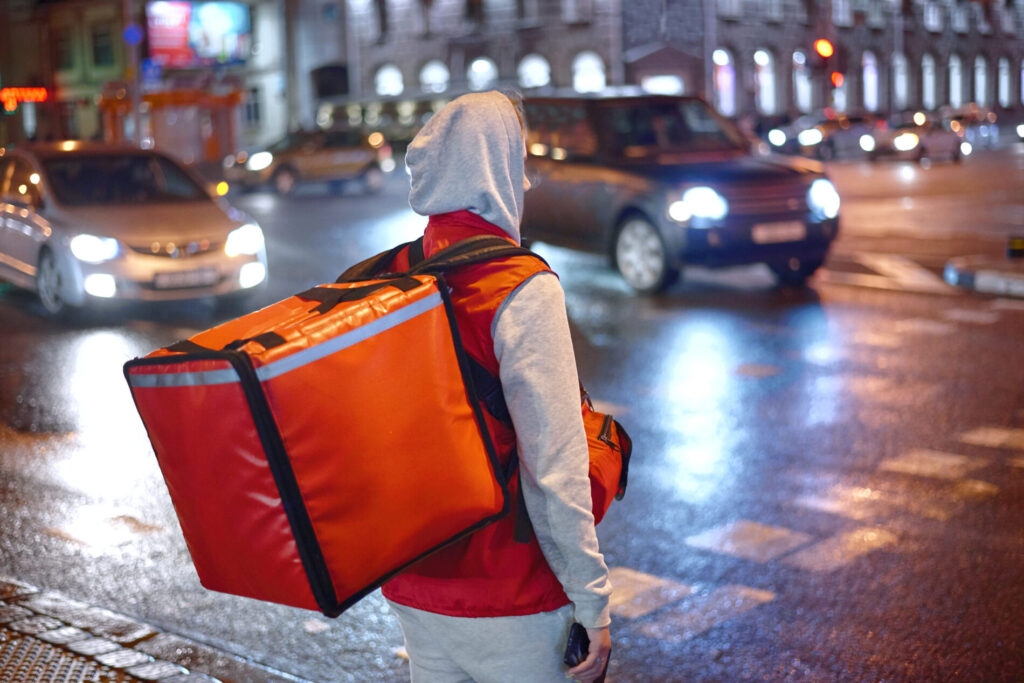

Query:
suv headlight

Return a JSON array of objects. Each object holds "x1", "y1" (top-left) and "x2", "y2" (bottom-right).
[
  {"x1": 225, "y1": 223, "x2": 265, "y2": 257},
  {"x1": 807, "y1": 179, "x2": 840, "y2": 220},
  {"x1": 668, "y1": 186, "x2": 729, "y2": 225},
  {"x1": 246, "y1": 152, "x2": 274, "y2": 172},
  {"x1": 70, "y1": 234, "x2": 120, "y2": 263}
]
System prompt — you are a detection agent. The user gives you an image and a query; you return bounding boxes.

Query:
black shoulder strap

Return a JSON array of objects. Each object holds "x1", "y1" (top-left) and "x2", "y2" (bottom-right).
[{"x1": 406, "y1": 235, "x2": 548, "y2": 274}]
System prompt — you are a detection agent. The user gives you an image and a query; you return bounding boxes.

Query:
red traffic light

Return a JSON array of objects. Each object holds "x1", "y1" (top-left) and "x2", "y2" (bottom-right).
[
  {"x1": 830, "y1": 71, "x2": 844, "y2": 87},
  {"x1": 814, "y1": 39, "x2": 835, "y2": 59}
]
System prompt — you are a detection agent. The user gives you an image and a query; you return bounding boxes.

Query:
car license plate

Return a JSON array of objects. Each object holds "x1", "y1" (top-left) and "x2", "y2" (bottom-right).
[
  {"x1": 153, "y1": 268, "x2": 218, "y2": 289},
  {"x1": 752, "y1": 221, "x2": 807, "y2": 244}
]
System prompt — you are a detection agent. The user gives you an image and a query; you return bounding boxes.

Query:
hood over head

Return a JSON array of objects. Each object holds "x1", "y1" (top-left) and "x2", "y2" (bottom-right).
[{"x1": 406, "y1": 91, "x2": 526, "y2": 243}]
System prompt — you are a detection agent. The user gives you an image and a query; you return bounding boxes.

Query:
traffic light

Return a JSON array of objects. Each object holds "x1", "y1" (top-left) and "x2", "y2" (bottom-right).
[
  {"x1": 830, "y1": 72, "x2": 844, "y2": 87},
  {"x1": 814, "y1": 39, "x2": 835, "y2": 59}
]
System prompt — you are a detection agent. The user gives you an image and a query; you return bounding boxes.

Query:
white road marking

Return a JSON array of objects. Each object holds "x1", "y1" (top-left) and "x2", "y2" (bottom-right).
[
  {"x1": 634, "y1": 585, "x2": 775, "y2": 644},
  {"x1": 782, "y1": 527, "x2": 898, "y2": 572},
  {"x1": 878, "y1": 449, "x2": 989, "y2": 480},
  {"x1": 891, "y1": 318, "x2": 958, "y2": 335},
  {"x1": 991, "y1": 298, "x2": 1024, "y2": 312},
  {"x1": 951, "y1": 479, "x2": 1000, "y2": 500},
  {"x1": 607, "y1": 567, "x2": 694, "y2": 619},
  {"x1": 685, "y1": 520, "x2": 812, "y2": 563},
  {"x1": 793, "y1": 482, "x2": 958, "y2": 521},
  {"x1": 961, "y1": 427, "x2": 1024, "y2": 451},
  {"x1": 942, "y1": 309, "x2": 1002, "y2": 324}
]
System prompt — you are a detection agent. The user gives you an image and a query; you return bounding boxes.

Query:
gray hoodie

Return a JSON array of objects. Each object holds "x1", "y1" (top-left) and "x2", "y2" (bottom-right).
[{"x1": 404, "y1": 91, "x2": 612, "y2": 629}]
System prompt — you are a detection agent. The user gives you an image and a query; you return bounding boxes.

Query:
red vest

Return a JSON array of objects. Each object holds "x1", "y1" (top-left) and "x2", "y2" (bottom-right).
[{"x1": 381, "y1": 211, "x2": 572, "y2": 617}]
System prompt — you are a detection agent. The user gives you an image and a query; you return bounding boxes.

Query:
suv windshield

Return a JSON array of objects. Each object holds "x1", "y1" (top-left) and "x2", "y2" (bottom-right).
[
  {"x1": 599, "y1": 99, "x2": 747, "y2": 158},
  {"x1": 43, "y1": 153, "x2": 207, "y2": 205}
]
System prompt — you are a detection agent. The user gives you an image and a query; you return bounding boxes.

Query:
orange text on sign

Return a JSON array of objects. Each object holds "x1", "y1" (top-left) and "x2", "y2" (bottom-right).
[{"x1": 1, "y1": 88, "x2": 49, "y2": 112}]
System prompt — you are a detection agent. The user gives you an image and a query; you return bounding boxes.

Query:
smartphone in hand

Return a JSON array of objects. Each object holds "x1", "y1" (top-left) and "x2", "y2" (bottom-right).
[{"x1": 563, "y1": 622, "x2": 590, "y2": 667}]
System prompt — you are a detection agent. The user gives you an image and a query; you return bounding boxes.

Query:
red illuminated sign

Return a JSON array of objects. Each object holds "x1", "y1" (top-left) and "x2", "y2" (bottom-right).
[{"x1": 1, "y1": 87, "x2": 48, "y2": 112}]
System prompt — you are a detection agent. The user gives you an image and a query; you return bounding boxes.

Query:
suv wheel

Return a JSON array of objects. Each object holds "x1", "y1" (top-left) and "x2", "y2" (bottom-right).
[
  {"x1": 37, "y1": 248, "x2": 67, "y2": 315},
  {"x1": 614, "y1": 217, "x2": 678, "y2": 294},
  {"x1": 273, "y1": 167, "x2": 298, "y2": 195}
]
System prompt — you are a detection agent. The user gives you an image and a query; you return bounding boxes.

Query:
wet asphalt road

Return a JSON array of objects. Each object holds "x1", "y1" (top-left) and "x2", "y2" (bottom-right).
[{"x1": 1, "y1": 148, "x2": 1023, "y2": 682}]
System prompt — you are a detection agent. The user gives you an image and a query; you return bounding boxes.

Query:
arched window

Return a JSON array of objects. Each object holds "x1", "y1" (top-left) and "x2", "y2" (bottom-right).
[
  {"x1": 922, "y1": 54, "x2": 937, "y2": 110},
  {"x1": 754, "y1": 49, "x2": 776, "y2": 115},
  {"x1": 468, "y1": 57, "x2": 498, "y2": 91},
  {"x1": 419, "y1": 60, "x2": 450, "y2": 93},
  {"x1": 949, "y1": 54, "x2": 963, "y2": 107},
  {"x1": 518, "y1": 54, "x2": 551, "y2": 89},
  {"x1": 862, "y1": 51, "x2": 879, "y2": 112},
  {"x1": 641, "y1": 75, "x2": 685, "y2": 95},
  {"x1": 713, "y1": 48, "x2": 736, "y2": 116},
  {"x1": 572, "y1": 51, "x2": 606, "y2": 93},
  {"x1": 893, "y1": 53, "x2": 909, "y2": 111},
  {"x1": 793, "y1": 51, "x2": 812, "y2": 113},
  {"x1": 974, "y1": 55, "x2": 988, "y2": 106},
  {"x1": 375, "y1": 64, "x2": 403, "y2": 97},
  {"x1": 998, "y1": 57, "x2": 1010, "y2": 108}
]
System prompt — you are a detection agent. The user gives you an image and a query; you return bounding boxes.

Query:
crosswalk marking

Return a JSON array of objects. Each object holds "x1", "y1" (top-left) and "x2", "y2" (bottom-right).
[
  {"x1": 685, "y1": 520, "x2": 812, "y2": 563},
  {"x1": 877, "y1": 449, "x2": 989, "y2": 480},
  {"x1": 793, "y1": 483, "x2": 957, "y2": 521},
  {"x1": 607, "y1": 567, "x2": 694, "y2": 619},
  {"x1": 634, "y1": 585, "x2": 775, "y2": 644},
  {"x1": 961, "y1": 427, "x2": 1024, "y2": 451},
  {"x1": 991, "y1": 298, "x2": 1024, "y2": 311},
  {"x1": 782, "y1": 527, "x2": 898, "y2": 572},
  {"x1": 891, "y1": 318, "x2": 958, "y2": 335},
  {"x1": 850, "y1": 331, "x2": 903, "y2": 348},
  {"x1": 942, "y1": 309, "x2": 1001, "y2": 324},
  {"x1": 951, "y1": 479, "x2": 1000, "y2": 500}
]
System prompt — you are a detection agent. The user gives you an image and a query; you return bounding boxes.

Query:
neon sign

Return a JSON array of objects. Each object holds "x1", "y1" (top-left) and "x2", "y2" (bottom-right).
[{"x1": 1, "y1": 87, "x2": 48, "y2": 112}]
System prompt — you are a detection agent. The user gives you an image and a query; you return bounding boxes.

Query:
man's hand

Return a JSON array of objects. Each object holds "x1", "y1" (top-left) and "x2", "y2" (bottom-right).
[{"x1": 566, "y1": 626, "x2": 611, "y2": 682}]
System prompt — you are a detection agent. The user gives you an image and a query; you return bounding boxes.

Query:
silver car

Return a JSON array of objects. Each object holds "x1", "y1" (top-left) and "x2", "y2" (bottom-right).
[{"x1": 0, "y1": 142, "x2": 268, "y2": 315}]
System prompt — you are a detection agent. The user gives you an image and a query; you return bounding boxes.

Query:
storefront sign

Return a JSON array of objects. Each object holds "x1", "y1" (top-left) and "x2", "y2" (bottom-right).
[{"x1": 1, "y1": 87, "x2": 48, "y2": 112}]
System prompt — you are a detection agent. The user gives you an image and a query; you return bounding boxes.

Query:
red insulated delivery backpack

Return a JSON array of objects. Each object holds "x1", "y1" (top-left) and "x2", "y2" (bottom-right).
[{"x1": 124, "y1": 235, "x2": 630, "y2": 617}]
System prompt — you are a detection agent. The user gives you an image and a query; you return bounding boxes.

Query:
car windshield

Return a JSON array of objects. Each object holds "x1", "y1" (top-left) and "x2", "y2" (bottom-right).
[
  {"x1": 43, "y1": 153, "x2": 208, "y2": 206},
  {"x1": 598, "y1": 100, "x2": 748, "y2": 158}
]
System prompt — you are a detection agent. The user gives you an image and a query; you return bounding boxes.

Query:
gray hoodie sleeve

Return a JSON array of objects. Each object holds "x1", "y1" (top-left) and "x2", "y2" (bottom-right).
[{"x1": 491, "y1": 271, "x2": 612, "y2": 629}]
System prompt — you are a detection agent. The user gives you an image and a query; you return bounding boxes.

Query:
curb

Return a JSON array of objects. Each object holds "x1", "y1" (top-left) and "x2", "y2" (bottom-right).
[
  {"x1": 0, "y1": 576, "x2": 308, "y2": 682},
  {"x1": 944, "y1": 255, "x2": 1024, "y2": 298}
]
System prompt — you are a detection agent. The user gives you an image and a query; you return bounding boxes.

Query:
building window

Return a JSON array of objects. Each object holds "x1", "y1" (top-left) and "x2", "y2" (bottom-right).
[
  {"x1": 518, "y1": 54, "x2": 551, "y2": 89},
  {"x1": 764, "y1": 0, "x2": 783, "y2": 21},
  {"x1": 1000, "y1": 5, "x2": 1015, "y2": 33},
  {"x1": 713, "y1": 48, "x2": 736, "y2": 116},
  {"x1": 974, "y1": 55, "x2": 988, "y2": 106},
  {"x1": 892, "y1": 53, "x2": 909, "y2": 110},
  {"x1": 375, "y1": 64, "x2": 404, "y2": 96},
  {"x1": 922, "y1": 53, "x2": 936, "y2": 110},
  {"x1": 974, "y1": 3, "x2": 991, "y2": 33},
  {"x1": 953, "y1": 3, "x2": 968, "y2": 32},
  {"x1": 374, "y1": 0, "x2": 389, "y2": 40},
  {"x1": 717, "y1": 0, "x2": 741, "y2": 18},
  {"x1": 867, "y1": 0, "x2": 885, "y2": 27},
  {"x1": 833, "y1": 0, "x2": 853, "y2": 26},
  {"x1": 420, "y1": 60, "x2": 450, "y2": 93},
  {"x1": 465, "y1": 0, "x2": 484, "y2": 26},
  {"x1": 998, "y1": 57, "x2": 1010, "y2": 107},
  {"x1": 862, "y1": 51, "x2": 879, "y2": 111},
  {"x1": 754, "y1": 49, "x2": 776, "y2": 115},
  {"x1": 572, "y1": 51, "x2": 605, "y2": 93},
  {"x1": 923, "y1": 1, "x2": 942, "y2": 31},
  {"x1": 949, "y1": 54, "x2": 963, "y2": 107},
  {"x1": 517, "y1": 0, "x2": 539, "y2": 23},
  {"x1": 641, "y1": 75, "x2": 685, "y2": 94},
  {"x1": 54, "y1": 25, "x2": 75, "y2": 72},
  {"x1": 91, "y1": 23, "x2": 115, "y2": 68},
  {"x1": 562, "y1": 0, "x2": 593, "y2": 23},
  {"x1": 468, "y1": 57, "x2": 498, "y2": 91},
  {"x1": 793, "y1": 51, "x2": 812, "y2": 113},
  {"x1": 244, "y1": 88, "x2": 261, "y2": 127}
]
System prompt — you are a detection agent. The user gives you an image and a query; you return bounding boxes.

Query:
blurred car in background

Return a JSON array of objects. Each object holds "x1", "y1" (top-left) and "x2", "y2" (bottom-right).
[
  {"x1": 768, "y1": 114, "x2": 879, "y2": 160},
  {"x1": 943, "y1": 106, "x2": 999, "y2": 149},
  {"x1": 0, "y1": 141, "x2": 267, "y2": 316},
  {"x1": 522, "y1": 95, "x2": 841, "y2": 293},
  {"x1": 866, "y1": 115, "x2": 967, "y2": 163},
  {"x1": 223, "y1": 128, "x2": 394, "y2": 195}
]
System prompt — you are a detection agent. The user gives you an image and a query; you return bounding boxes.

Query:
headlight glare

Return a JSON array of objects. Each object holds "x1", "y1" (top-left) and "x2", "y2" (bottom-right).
[
  {"x1": 225, "y1": 223, "x2": 265, "y2": 257},
  {"x1": 676, "y1": 186, "x2": 729, "y2": 224},
  {"x1": 70, "y1": 234, "x2": 119, "y2": 263},
  {"x1": 246, "y1": 151, "x2": 274, "y2": 172},
  {"x1": 768, "y1": 129, "x2": 787, "y2": 147},
  {"x1": 797, "y1": 129, "x2": 823, "y2": 146},
  {"x1": 859, "y1": 134, "x2": 876, "y2": 152},
  {"x1": 894, "y1": 133, "x2": 919, "y2": 152},
  {"x1": 808, "y1": 179, "x2": 841, "y2": 220}
]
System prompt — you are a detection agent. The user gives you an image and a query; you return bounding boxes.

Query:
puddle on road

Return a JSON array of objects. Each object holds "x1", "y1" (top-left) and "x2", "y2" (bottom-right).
[{"x1": 43, "y1": 505, "x2": 164, "y2": 550}]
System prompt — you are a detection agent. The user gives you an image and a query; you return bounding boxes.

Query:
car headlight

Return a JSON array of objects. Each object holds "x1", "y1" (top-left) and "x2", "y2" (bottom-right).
[
  {"x1": 768, "y1": 129, "x2": 787, "y2": 147},
  {"x1": 70, "y1": 234, "x2": 120, "y2": 263},
  {"x1": 246, "y1": 151, "x2": 274, "y2": 172},
  {"x1": 797, "y1": 129, "x2": 823, "y2": 146},
  {"x1": 894, "y1": 133, "x2": 919, "y2": 152},
  {"x1": 225, "y1": 223, "x2": 265, "y2": 257},
  {"x1": 1016, "y1": 123, "x2": 1024, "y2": 138},
  {"x1": 668, "y1": 186, "x2": 729, "y2": 225},
  {"x1": 807, "y1": 179, "x2": 840, "y2": 220},
  {"x1": 859, "y1": 134, "x2": 876, "y2": 152}
]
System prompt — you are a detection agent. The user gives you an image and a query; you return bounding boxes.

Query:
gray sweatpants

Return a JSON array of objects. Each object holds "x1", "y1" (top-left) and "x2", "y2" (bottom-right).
[{"x1": 387, "y1": 600, "x2": 575, "y2": 683}]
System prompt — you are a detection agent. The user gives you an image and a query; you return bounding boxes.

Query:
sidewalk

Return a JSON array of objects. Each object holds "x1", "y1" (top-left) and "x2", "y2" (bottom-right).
[
  {"x1": 944, "y1": 241, "x2": 1024, "y2": 298},
  {"x1": 0, "y1": 576, "x2": 307, "y2": 683}
]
